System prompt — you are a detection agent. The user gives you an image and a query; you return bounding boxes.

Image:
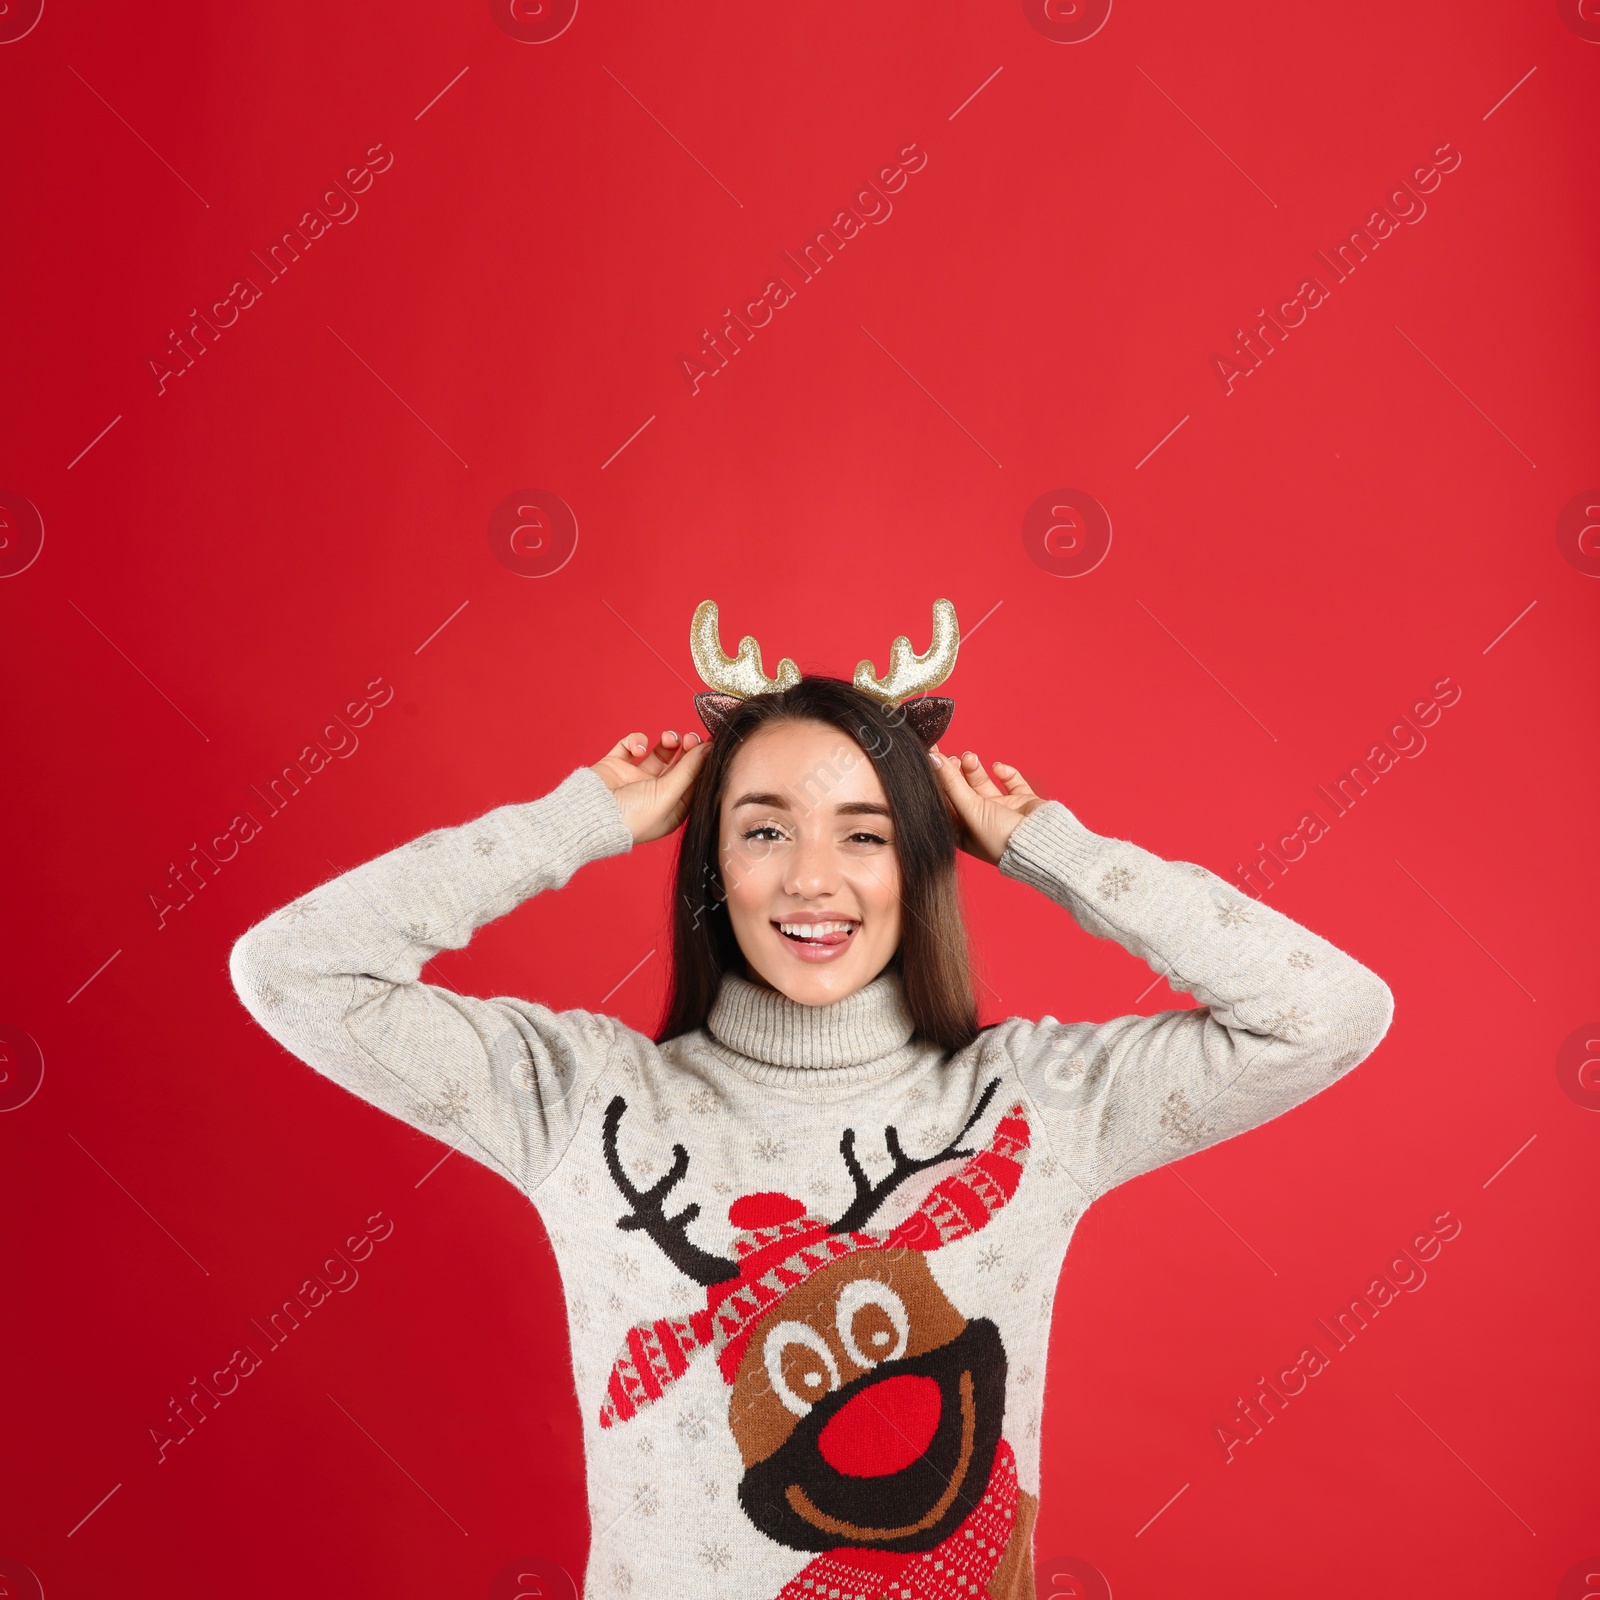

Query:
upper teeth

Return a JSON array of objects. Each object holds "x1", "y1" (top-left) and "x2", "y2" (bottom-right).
[{"x1": 778, "y1": 922, "x2": 855, "y2": 939}]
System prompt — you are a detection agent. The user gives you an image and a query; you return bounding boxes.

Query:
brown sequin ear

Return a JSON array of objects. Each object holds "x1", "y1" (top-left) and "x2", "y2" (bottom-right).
[
  {"x1": 694, "y1": 691, "x2": 743, "y2": 739},
  {"x1": 900, "y1": 697, "x2": 954, "y2": 749}
]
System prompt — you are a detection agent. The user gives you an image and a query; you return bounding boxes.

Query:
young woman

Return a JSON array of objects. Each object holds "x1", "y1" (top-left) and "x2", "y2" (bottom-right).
[{"x1": 230, "y1": 631, "x2": 1393, "y2": 1600}]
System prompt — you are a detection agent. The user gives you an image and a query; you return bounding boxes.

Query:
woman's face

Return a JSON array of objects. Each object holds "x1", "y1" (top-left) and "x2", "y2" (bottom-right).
[{"x1": 716, "y1": 719, "x2": 903, "y2": 1006}]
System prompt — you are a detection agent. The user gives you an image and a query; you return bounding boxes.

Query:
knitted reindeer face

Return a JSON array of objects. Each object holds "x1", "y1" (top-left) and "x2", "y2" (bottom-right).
[
  {"x1": 727, "y1": 1246, "x2": 1007, "y2": 1551},
  {"x1": 597, "y1": 1079, "x2": 1030, "y2": 1556}
]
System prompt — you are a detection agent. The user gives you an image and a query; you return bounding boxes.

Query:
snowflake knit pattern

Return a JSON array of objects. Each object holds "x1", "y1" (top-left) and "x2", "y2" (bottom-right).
[{"x1": 230, "y1": 764, "x2": 1394, "y2": 1600}]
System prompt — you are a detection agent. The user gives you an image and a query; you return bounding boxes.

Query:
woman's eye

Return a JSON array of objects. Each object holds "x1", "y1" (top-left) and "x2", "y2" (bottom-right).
[{"x1": 738, "y1": 826, "x2": 889, "y2": 846}]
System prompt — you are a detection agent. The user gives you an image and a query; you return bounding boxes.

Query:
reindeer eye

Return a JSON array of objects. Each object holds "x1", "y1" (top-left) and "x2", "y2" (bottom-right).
[
  {"x1": 763, "y1": 1321, "x2": 841, "y2": 1418},
  {"x1": 835, "y1": 1279, "x2": 910, "y2": 1370}
]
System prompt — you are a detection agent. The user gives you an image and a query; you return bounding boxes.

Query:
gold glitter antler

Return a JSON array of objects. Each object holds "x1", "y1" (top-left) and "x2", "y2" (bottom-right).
[
  {"x1": 689, "y1": 600, "x2": 801, "y2": 697},
  {"x1": 852, "y1": 599, "x2": 960, "y2": 707}
]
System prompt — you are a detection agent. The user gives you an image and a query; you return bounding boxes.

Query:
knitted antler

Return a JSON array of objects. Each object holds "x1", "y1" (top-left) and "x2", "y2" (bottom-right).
[
  {"x1": 602, "y1": 1097, "x2": 740, "y2": 1288},
  {"x1": 828, "y1": 1077, "x2": 1002, "y2": 1234}
]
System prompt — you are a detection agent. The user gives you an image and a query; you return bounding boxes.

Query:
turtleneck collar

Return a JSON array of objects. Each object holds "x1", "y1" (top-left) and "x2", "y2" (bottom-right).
[{"x1": 706, "y1": 967, "x2": 918, "y2": 1079}]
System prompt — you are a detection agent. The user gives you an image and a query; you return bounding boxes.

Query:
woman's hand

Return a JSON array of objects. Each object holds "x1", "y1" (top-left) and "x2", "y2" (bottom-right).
[
  {"x1": 928, "y1": 745, "x2": 1050, "y2": 866},
  {"x1": 591, "y1": 729, "x2": 712, "y2": 845}
]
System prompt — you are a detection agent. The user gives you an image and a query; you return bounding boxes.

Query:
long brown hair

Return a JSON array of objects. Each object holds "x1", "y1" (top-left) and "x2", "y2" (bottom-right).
[{"x1": 656, "y1": 676, "x2": 980, "y2": 1053}]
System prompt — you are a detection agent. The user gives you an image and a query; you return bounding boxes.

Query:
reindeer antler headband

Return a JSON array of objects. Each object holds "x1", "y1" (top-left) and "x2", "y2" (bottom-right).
[{"x1": 688, "y1": 597, "x2": 960, "y2": 747}]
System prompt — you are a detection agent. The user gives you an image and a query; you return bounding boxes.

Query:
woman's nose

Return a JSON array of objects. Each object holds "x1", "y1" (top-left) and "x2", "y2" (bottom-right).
[{"x1": 784, "y1": 835, "x2": 839, "y2": 898}]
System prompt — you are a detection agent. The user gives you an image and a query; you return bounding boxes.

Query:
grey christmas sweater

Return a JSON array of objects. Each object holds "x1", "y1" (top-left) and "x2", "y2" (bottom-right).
[{"x1": 228, "y1": 763, "x2": 1393, "y2": 1600}]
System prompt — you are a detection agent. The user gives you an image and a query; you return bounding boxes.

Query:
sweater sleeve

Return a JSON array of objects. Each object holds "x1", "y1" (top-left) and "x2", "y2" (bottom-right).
[
  {"x1": 990, "y1": 798, "x2": 1394, "y2": 1206},
  {"x1": 227, "y1": 763, "x2": 636, "y2": 1194}
]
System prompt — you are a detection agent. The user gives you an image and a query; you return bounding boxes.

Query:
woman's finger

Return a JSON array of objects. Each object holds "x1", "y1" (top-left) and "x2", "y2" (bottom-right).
[
  {"x1": 657, "y1": 736, "x2": 711, "y2": 818},
  {"x1": 605, "y1": 732, "x2": 649, "y2": 762},
  {"x1": 930, "y1": 747, "x2": 989, "y2": 855},
  {"x1": 931, "y1": 746, "x2": 981, "y2": 819},
  {"x1": 959, "y1": 750, "x2": 1007, "y2": 801},
  {"x1": 634, "y1": 729, "x2": 683, "y2": 777},
  {"x1": 992, "y1": 761, "x2": 1037, "y2": 799}
]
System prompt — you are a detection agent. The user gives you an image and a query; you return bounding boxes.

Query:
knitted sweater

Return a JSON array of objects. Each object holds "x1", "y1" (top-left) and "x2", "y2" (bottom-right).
[{"x1": 228, "y1": 764, "x2": 1393, "y2": 1600}]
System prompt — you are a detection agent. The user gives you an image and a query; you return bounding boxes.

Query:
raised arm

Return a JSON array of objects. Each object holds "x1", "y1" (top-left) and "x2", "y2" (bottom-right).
[
  {"x1": 931, "y1": 748, "x2": 1394, "y2": 1206},
  {"x1": 228, "y1": 764, "x2": 637, "y2": 1193}
]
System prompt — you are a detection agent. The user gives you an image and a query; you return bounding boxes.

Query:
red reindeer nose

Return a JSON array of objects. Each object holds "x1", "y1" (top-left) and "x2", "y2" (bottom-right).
[{"x1": 816, "y1": 1374, "x2": 942, "y2": 1478}]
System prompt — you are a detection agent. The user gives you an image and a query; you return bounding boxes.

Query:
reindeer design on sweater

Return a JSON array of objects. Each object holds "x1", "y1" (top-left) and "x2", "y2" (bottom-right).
[{"x1": 596, "y1": 1079, "x2": 1038, "y2": 1600}]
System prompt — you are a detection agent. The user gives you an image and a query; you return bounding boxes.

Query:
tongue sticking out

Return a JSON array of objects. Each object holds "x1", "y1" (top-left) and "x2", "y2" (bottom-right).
[{"x1": 781, "y1": 926, "x2": 855, "y2": 947}]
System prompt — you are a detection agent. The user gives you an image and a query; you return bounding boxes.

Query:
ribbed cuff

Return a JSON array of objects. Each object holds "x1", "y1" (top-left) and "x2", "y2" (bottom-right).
[
  {"x1": 504, "y1": 764, "x2": 635, "y2": 880},
  {"x1": 995, "y1": 798, "x2": 1110, "y2": 896}
]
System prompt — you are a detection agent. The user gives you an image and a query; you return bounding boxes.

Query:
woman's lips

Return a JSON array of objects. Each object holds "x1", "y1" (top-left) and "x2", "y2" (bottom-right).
[{"x1": 773, "y1": 922, "x2": 859, "y2": 962}]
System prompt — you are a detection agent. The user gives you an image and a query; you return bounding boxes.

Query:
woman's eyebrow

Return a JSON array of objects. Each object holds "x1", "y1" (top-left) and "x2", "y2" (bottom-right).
[
  {"x1": 730, "y1": 790, "x2": 791, "y2": 811},
  {"x1": 729, "y1": 791, "x2": 891, "y2": 820}
]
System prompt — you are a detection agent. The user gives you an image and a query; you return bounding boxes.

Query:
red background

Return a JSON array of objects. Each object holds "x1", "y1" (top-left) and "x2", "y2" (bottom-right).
[{"x1": 3, "y1": 1, "x2": 1596, "y2": 1595}]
